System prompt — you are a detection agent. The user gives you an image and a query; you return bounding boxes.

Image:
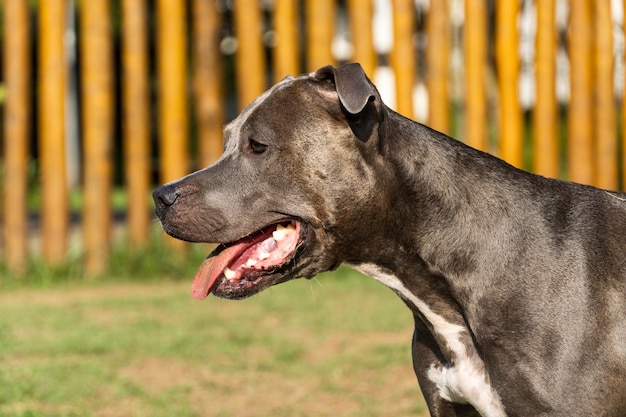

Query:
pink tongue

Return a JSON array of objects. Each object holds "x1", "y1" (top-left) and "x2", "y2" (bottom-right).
[{"x1": 191, "y1": 242, "x2": 247, "y2": 300}]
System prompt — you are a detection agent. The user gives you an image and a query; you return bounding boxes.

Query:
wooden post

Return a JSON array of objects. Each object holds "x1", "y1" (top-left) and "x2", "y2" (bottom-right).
[
  {"x1": 464, "y1": 0, "x2": 488, "y2": 151},
  {"x1": 233, "y1": 0, "x2": 266, "y2": 109},
  {"x1": 496, "y1": 0, "x2": 522, "y2": 167},
  {"x1": 567, "y1": 0, "x2": 594, "y2": 185},
  {"x1": 38, "y1": 0, "x2": 68, "y2": 265},
  {"x1": 193, "y1": 0, "x2": 224, "y2": 168},
  {"x1": 157, "y1": 0, "x2": 189, "y2": 249},
  {"x1": 621, "y1": 0, "x2": 626, "y2": 191},
  {"x1": 534, "y1": 0, "x2": 558, "y2": 178},
  {"x1": 593, "y1": 0, "x2": 616, "y2": 190},
  {"x1": 81, "y1": 0, "x2": 114, "y2": 275},
  {"x1": 306, "y1": 0, "x2": 335, "y2": 71},
  {"x1": 347, "y1": 0, "x2": 376, "y2": 78},
  {"x1": 391, "y1": 0, "x2": 415, "y2": 120},
  {"x1": 156, "y1": 0, "x2": 189, "y2": 184},
  {"x1": 426, "y1": 0, "x2": 450, "y2": 134},
  {"x1": 273, "y1": 0, "x2": 300, "y2": 81},
  {"x1": 3, "y1": 0, "x2": 31, "y2": 272},
  {"x1": 122, "y1": 0, "x2": 151, "y2": 246}
]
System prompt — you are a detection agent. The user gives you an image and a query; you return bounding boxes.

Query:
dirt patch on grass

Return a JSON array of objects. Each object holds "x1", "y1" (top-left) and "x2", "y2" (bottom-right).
[
  {"x1": 116, "y1": 356, "x2": 336, "y2": 417},
  {"x1": 116, "y1": 355, "x2": 426, "y2": 417}
]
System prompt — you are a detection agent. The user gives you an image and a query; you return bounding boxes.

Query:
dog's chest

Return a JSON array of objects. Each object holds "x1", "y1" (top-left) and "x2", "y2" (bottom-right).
[{"x1": 352, "y1": 263, "x2": 508, "y2": 417}]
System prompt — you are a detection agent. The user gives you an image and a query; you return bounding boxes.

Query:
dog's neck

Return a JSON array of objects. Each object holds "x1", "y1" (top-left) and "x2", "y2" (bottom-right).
[{"x1": 345, "y1": 110, "x2": 537, "y2": 326}]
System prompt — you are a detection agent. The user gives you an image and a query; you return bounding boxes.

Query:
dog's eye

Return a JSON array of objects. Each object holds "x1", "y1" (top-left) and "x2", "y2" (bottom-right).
[{"x1": 248, "y1": 137, "x2": 268, "y2": 154}]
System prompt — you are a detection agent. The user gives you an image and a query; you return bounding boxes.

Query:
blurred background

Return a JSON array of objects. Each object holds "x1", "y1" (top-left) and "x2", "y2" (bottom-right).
[{"x1": 0, "y1": 0, "x2": 625, "y2": 276}]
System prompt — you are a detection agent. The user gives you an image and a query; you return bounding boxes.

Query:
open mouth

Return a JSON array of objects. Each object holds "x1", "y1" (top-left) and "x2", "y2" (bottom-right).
[{"x1": 191, "y1": 221, "x2": 303, "y2": 300}]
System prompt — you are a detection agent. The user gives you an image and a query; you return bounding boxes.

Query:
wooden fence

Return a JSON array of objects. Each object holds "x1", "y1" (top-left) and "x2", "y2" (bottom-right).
[{"x1": 1, "y1": 0, "x2": 625, "y2": 276}]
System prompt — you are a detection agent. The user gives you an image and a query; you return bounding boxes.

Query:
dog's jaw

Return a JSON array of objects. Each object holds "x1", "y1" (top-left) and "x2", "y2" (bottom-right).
[{"x1": 191, "y1": 221, "x2": 306, "y2": 300}]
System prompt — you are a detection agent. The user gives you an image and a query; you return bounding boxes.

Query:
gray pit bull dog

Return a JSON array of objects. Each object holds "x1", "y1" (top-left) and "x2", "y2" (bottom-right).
[{"x1": 153, "y1": 63, "x2": 626, "y2": 417}]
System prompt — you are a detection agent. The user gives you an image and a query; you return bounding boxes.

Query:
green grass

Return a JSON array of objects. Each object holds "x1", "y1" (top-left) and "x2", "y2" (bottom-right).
[{"x1": 0, "y1": 266, "x2": 428, "y2": 417}]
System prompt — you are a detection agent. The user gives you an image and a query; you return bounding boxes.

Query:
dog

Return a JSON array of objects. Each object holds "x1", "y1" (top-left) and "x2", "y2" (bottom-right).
[{"x1": 153, "y1": 63, "x2": 626, "y2": 417}]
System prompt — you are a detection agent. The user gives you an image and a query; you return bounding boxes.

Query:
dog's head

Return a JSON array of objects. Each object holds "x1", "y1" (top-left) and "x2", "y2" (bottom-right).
[{"x1": 153, "y1": 63, "x2": 394, "y2": 300}]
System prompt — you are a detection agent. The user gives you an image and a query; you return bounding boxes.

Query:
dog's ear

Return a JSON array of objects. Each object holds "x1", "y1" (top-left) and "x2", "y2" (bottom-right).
[
  {"x1": 333, "y1": 63, "x2": 376, "y2": 115},
  {"x1": 314, "y1": 63, "x2": 376, "y2": 115},
  {"x1": 313, "y1": 63, "x2": 380, "y2": 142}
]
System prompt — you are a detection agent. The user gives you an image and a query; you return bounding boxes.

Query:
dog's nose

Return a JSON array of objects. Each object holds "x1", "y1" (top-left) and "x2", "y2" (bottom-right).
[{"x1": 152, "y1": 184, "x2": 179, "y2": 212}]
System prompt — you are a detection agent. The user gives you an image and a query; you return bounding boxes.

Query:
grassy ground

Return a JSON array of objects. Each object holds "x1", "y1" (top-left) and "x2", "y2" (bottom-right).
[{"x1": 0, "y1": 266, "x2": 428, "y2": 417}]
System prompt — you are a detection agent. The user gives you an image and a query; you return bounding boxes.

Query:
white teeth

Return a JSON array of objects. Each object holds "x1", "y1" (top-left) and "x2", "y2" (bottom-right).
[
  {"x1": 272, "y1": 223, "x2": 295, "y2": 241},
  {"x1": 246, "y1": 258, "x2": 257, "y2": 267},
  {"x1": 258, "y1": 251, "x2": 270, "y2": 260},
  {"x1": 224, "y1": 267, "x2": 237, "y2": 280}
]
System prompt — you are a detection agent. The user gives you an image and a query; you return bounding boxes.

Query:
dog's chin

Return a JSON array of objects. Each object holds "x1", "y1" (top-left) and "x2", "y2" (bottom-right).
[{"x1": 211, "y1": 268, "x2": 300, "y2": 300}]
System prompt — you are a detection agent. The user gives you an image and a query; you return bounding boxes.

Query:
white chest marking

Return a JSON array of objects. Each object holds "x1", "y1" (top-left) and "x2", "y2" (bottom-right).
[{"x1": 351, "y1": 263, "x2": 507, "y2": 417}]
